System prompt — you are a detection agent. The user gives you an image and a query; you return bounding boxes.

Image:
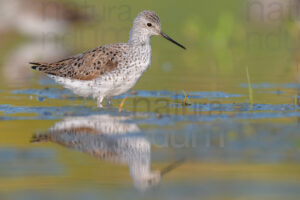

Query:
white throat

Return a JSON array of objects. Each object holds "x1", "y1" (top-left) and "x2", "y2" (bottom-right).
[{"x1": 128, "y1": 26, "x2": 151, "y2": 47}]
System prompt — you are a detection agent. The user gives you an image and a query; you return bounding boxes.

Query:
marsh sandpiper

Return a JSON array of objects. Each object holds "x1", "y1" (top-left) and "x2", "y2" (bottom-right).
[{"x1": 30, "y1": 10, "x2": 186, "y2": 107}]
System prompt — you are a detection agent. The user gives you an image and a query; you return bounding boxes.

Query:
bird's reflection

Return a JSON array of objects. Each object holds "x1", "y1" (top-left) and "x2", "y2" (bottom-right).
[{"x1": 31, "y1": 114, "x2": 183, "y2": 191}]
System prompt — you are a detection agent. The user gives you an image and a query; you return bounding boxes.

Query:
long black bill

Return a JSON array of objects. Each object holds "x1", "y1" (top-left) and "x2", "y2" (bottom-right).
[{"x1": 160, "y1": 32, "x2": 186, "y2": 50}]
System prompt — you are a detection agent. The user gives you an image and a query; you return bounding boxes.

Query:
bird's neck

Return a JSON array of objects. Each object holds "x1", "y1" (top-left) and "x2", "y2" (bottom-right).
[{"x1": 128, "y1": 28, "x2": 151, "y2": 47}]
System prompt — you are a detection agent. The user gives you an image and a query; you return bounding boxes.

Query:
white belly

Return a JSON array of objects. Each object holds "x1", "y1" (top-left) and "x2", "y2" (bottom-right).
[
  {"x1": 49, "y1": 44, "x2": 152, "y2": 100},
  {"x1": 97, "y1": 65, "x2": 148, "y2": 97},
  {"x1": 48, "y1": 64, "x2": 148, "y2": 99}
]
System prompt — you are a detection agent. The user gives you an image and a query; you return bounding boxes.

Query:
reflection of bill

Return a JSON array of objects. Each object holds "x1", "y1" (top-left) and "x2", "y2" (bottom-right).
[{"x1": 31, "y1": 114, "x2": 184, "y2": 191}]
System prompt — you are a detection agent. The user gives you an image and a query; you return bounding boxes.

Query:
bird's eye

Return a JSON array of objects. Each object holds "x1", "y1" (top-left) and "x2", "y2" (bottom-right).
[{"x1": 147, "y1": 23, "x2": 152, "y2": 27}]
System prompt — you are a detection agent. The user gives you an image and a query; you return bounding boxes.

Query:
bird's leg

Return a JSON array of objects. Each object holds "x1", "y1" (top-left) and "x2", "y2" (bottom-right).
[
  {"x1": 97, "y1": 96, "x2": 104, "y2": 108},
  {"x1": 106, "y1": 97, "x2": 113, "y2": 106}
]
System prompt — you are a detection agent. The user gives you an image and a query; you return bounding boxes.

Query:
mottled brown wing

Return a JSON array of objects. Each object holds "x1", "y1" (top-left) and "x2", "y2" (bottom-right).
[{"x1": 30, "y1": 45, "x2": 122, "y2": 80}]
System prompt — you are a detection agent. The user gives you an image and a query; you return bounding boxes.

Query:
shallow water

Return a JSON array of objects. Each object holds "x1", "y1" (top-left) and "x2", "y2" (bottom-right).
[{"x1": 1, "y1": 78, "x2": 300, "y2": 199}]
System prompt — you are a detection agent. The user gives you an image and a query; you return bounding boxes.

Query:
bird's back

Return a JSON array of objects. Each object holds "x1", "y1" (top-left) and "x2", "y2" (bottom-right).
[{"x1": 31, "y1": 43, "x2": 130, "y2": 81}]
